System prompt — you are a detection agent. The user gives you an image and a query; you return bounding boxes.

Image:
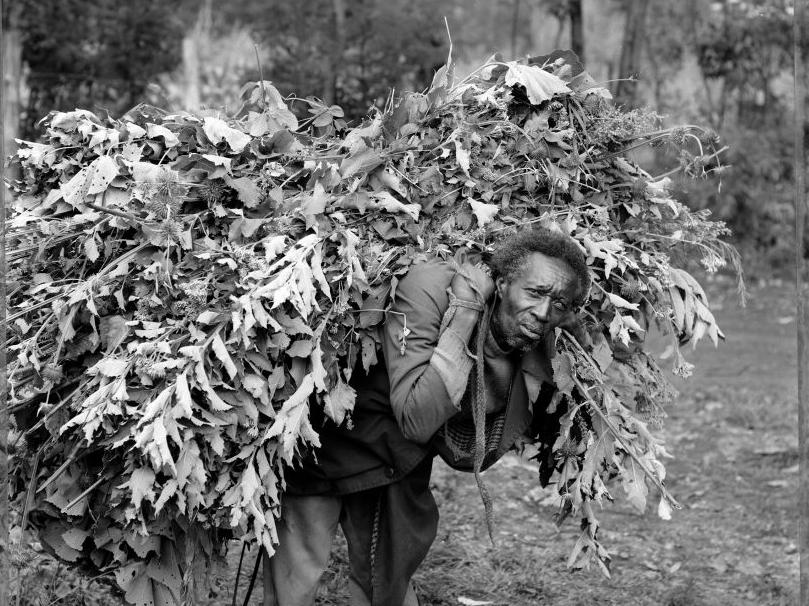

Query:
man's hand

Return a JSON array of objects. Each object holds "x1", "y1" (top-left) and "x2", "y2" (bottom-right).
[{"x1": 451, "y1": 262, "x2": 495, "y2": 304}]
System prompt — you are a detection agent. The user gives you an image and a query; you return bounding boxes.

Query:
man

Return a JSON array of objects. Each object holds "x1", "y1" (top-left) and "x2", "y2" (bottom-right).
[{"x1": 265, "y1": 226, "x2": 591, "y2": 606}]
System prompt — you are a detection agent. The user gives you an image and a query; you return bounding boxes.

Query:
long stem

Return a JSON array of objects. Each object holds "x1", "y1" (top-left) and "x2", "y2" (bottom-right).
[
  {"x1": 60, "y1": 475, "x2": 106, "y2": 514},
  {"x1": 560, "y1": 331, "x2": 680, "y2": 508}
]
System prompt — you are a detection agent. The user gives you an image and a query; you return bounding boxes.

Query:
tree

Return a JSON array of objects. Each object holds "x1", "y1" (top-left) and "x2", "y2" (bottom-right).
[
  {"x1": 16, "y1": 0, "x2": 186, "y2": 139},
  {"x1": 614, "y1": 0, "x2": 649, "y2": 106},
  {"x1": 218, "y1": 0, "x2": 448, "y2": 122},
  {"x1": 683, "y1": 0, "x2": 802, "y2": 270},
  {"x1": 3, "y1": 2, "x2": 23, "y2": 170},
  {"x1": 541, "y1": 0, "x2": 584, "y2": 59}
]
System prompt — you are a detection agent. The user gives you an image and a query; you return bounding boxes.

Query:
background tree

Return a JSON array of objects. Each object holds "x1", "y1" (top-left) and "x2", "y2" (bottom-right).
[
  {"x1": 16, "y1": 0, "x2": 186, "y2": 139},
  {"x1": 684, "y1": 0, "x2": 800, "y2": 269},
  {"x1": 614, "y1": 0, "x2": 648, "y2": 106},
  {"x1": 221, "y1": 0, "x2": 448, "y2": 122}
]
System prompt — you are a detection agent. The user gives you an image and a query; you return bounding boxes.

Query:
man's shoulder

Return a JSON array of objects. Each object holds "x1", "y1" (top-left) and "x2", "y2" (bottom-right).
[
  {"x1": 390, "y1": 260, "x2": 456, "y2": 316},
  {"x1": 397, "y1": 260, "x2": 455, "y2": 293}
]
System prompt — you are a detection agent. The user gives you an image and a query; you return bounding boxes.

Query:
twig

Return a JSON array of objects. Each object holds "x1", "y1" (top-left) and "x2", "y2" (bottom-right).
[
  {"x1": 60, "y1": 475, "x2": 106, "y2": 514},
  {"x1": 254, "y1": 44, "x2": 268, "y2": 108},
  {"x1": 36, "y1": 442, "x2": 82, "y2": 493},
  {"x1": 86, "y1": 202, "x2": 143, "y2": 223}
]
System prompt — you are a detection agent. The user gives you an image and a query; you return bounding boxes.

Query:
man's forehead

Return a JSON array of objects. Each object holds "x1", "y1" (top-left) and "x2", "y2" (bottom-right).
[{"x1": 514, "y1": 252, "x2": 578, "y2": 291}]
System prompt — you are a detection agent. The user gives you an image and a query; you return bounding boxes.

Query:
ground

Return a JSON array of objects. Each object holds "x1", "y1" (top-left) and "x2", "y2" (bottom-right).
[{"x1": 11, "y1": 277, "x2": 801, "y2": 605}]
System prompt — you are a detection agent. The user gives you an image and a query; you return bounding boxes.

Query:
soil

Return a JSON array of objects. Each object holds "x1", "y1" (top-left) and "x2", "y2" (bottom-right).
[
  {"x1": 12, "y1": 277, "x2": 802, "y2": 605},
  {"x1": 306, "y1": 277, "x2": 801, "y2": 606}
]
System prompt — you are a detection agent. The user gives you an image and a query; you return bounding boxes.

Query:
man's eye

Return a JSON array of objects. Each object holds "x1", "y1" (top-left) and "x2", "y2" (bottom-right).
[{"x1": 552, "y1": 301, "x2": 568, "y2": 311}]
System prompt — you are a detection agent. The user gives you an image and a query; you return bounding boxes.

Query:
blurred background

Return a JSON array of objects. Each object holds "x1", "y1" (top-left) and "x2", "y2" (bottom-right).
[{"x1": 1, "y1": 0, "x2": 801, "y2": 276}]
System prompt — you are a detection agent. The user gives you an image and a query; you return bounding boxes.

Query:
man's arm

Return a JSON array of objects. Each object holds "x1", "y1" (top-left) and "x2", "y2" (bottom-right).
[{"x1": 382, "y1": 263, "x2": 492, "y2": 443}]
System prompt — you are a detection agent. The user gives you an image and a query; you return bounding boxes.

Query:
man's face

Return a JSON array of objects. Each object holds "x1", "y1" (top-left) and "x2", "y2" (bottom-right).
[{"x1": 492, "y1": 251, "x2": 579, "y2": 352}]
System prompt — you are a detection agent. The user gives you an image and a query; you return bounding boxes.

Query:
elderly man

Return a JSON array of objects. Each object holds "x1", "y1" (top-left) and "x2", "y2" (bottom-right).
[{"x1": 265, "y1": 226, "x2": 591, "y2": 606}]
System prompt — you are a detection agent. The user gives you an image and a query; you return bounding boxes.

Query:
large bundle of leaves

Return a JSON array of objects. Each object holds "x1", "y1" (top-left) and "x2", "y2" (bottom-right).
[{"x1": 7, "y1": 51, "x2": 741, "y2": 603}]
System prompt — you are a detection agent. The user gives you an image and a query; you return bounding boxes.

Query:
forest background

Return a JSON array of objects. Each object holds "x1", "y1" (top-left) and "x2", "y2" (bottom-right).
[{"x1": 1, "y1": 0, "x2": 802, "y2": 275}]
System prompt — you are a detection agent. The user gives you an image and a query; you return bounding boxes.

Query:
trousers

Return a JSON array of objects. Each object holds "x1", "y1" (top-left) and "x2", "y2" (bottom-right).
[{"x1": 264, "y1": 458, "x2": 438, "y2": 606}]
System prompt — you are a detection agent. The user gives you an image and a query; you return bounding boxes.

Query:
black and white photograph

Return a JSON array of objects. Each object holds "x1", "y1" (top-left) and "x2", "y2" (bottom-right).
[{"x1": 2, "y1": 1, "x2": 806, "y2": 604}]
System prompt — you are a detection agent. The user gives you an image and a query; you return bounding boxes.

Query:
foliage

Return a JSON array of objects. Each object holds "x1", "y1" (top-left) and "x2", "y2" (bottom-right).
[{"x1": 6, "y1": 50, "x2": 740, "y2": 603}]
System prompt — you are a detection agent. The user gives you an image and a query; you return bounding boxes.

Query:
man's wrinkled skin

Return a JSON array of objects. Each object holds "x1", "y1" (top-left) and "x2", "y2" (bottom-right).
[
  {"x1": 454, "y1": 252, "x2": 580, "y2": 353},
  {"x1": 492, "y1": 252, "x2": 579, "y2": 352}
]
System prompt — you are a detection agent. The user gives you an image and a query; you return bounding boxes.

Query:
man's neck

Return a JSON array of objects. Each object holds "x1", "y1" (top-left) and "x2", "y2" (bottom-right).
[{"x1": 488, "y1": 298, "x2": 515, "y2": 355}]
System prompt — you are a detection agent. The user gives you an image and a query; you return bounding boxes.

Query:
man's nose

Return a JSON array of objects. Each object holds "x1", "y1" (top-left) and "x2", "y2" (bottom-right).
[{"x1": 531, "y1": 297, "x2": 551, "y2": 322}]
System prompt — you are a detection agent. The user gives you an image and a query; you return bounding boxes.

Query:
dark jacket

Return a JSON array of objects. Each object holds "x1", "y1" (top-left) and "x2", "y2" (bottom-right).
[{"x1": 285, "y1": 262, "x2": 561, "y2": 495}]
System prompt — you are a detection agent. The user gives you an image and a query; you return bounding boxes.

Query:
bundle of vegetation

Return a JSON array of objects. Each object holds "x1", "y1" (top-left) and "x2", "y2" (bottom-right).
[{"x1": 7, "y1": 50, "x2": 742, "y2": 604}]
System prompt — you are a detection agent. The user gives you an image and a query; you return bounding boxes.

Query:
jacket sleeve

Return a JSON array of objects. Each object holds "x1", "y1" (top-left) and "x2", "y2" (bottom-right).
[{"x1": 382, "y1": 263, "x2": 477, "y2": 444}]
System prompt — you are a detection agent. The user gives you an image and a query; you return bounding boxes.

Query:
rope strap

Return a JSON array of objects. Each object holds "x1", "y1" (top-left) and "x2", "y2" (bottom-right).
[{"x1": 473, "y1": 303, "x2": 496, "y2": 545}]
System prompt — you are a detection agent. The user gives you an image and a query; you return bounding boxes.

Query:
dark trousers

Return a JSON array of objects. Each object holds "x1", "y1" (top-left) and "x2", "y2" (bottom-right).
[{"x1": 266, "y1": 458, "x2": 438, "y2": 606}]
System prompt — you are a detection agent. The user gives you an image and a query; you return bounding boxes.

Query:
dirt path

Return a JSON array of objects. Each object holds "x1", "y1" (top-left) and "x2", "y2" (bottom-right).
[
  {"x1": 13, "y1": 279, "x2": 800, "y2": 605},
  {"x1": 301, "y1": 278, "x2": 800, "y2": 606}
]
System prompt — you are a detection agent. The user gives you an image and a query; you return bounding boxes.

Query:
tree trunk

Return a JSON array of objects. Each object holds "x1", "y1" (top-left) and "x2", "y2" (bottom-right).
[
  {"x1": 569, "y1": 0, "x2": 584, "y2": 60},
  {"x1": 324, "y1": 0, "x2": 346, "y2": 104},
  {"x1": 614, "y1": 0, "x2": 649, "y2": 106},
  {"x1": 3, "y1": 12, "x2": 23, "y2": 177},
  {"x1": 182, "y1": 0, "x2": 212, "y2": 111},
  {"x1": 511, "y1": 0, "x2": 521, "y2": 59}
]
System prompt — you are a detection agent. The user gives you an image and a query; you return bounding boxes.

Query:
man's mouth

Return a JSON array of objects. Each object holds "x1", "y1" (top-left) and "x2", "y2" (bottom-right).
[{"x1": 520, "y1": 324, "x2": 544, "y2": 340}]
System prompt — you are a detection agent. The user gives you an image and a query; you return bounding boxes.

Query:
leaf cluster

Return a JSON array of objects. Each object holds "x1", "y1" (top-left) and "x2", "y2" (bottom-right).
[{"x1": 6, "y1": 50, "x2": 742, "y2": 601}]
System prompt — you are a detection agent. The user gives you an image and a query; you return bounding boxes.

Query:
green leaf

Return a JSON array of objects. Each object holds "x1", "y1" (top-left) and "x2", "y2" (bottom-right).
[
  {"x1": 211, "y1": 334, "x2": 238, "y2": 380},
  {"x1": 124, "y1": 532, "x2": 162, "y2": 558},
  {"x1": 300, "y1": 182, "x2": 328, "y2": 226},
  {"x1": 154, "y1": 479, "x2": 178, "y2": 515},
  {"x1": 203, "y1": 116, "x2": 251, "y2": 152},
  {"x1": 100, "y1": 315, "x2": 129, "y2": 353},
  {"x1": 84, "y1": 235, "x2": 100, "y2": 262},
  {"x1": 287, "y1": 339, "x2": 314, "y2": 357},
  {"x1": 453, "y1": 138, "x2": 471, "y2": 177},
  {"x1": 226, "y1": 175, "x2": 264, "y2": 208},
  {"x1": 551, "y1": 351, "x2": 576, "y2": 395},
  {"x1": 619, "y1": 456, "x2": 648, "y2": 513},
  {"x1": 146, "y1": 123, "x2": 179, "y2": 148},
  {"x1": 59, "y1": 167, "x2": 90, "y2": 207},
  {"x1": 370, "y1": 191, "x2": 420, "y2": 221},
  {"x1": 42, "y1": 524, "x2": 82, "y2": 561},
  {"x1": 503, "y1": 63, "x2": 571, "y2": 104},
  {"x1": 606, "y1": 292, "x2": 639, "y2": 311},
  {"x1": 61, "y1": 527, "x2": 90, "y2": 551},
  {"x1": 86, "y1": 155, "x2": 119, "y2": 195},
  {"x1": 468, "y1": 199, "x2": 499, "y2": 227},
  {"x1": 89, "y1": 357, "x2": 128, "y2": 378},
  {"x1": 122, "y1": 467, "x2": 156, "y2": 510},
  {"x1": 266, "y1": 373, "x2": 319, "y2": 464},
  {"x1": 340, "y1": 147, "x2": 384, "y2": 179},
  {"x1": 323, "y1": 379, "x2": 356, "y2": 426}
]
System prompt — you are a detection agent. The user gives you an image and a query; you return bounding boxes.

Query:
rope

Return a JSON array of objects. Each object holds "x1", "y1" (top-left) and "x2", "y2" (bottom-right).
[
  {"x1": 473, "y1": 302, "x2": 496, "y2": 544},
  {"x1": 369, "y1": 490, "x2": 383, "y2": 605},
  {"x1": 241, "y1": 547, "x2": 263, "y2": 606},
  {"x1": 231, "y1": 543, "x2": 248, "y2": 606}
]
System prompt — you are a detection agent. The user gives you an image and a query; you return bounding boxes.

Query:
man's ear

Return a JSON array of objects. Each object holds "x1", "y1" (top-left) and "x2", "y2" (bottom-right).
[{"x1": 495, "y1": 276, "x2": 506, "y2": 296}]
